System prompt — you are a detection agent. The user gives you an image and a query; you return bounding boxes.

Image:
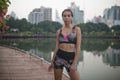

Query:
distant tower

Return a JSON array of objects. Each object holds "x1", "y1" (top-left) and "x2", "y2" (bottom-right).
[
  {"x1": 10, "y1": 11, "x2": 17, "y2": 19},
  {"x1": 55, "y1": 9, "x2": 63, "y2": 24},
  {"x1": 55, "y1": 9, "x2": 59, "y2": 21},
  {"x1": 103, "y1": 5, "x2": 120, "y2": 26},
  {"x1": 68, "y1": 2, "x2": 84, "y2": 25},
  {"x1": 28, "y1": 6, "x2": 52, "y2": 24}
]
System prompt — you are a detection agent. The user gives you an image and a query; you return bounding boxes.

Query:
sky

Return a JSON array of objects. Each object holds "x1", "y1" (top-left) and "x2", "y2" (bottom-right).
[{"x1": 7, "y1": 0, "x2": 120, "y2": 22}]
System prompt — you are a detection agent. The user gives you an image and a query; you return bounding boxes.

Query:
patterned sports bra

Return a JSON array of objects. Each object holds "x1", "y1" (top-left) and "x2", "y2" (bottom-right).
[{"x1": 59, "y1": 26, "x2": 77, "y2": 44}]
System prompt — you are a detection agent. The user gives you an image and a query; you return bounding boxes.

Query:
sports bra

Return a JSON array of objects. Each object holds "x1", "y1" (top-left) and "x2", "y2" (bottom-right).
[{"x1": 59, "y1": 26, "x2": 77, "y2": 44}]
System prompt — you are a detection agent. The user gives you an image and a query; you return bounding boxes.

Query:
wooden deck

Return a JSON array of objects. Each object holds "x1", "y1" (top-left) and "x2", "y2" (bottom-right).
[{"x1": 0, "y1": 46, "x2": 69, "y2": 80}]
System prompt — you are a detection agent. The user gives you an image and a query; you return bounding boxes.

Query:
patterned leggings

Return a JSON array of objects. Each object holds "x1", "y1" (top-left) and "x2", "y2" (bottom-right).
[{"x1": 54, "y1": 49, "x2": 75, "y2": 72}]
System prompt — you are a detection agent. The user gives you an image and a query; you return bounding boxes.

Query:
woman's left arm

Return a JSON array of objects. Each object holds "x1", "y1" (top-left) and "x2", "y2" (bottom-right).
[{"x1": 73, "y1": 26, "x2": 81, "y2": 66}]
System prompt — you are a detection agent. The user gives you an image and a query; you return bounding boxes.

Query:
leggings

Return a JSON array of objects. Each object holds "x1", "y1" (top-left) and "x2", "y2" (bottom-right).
[{"x1": 54, "y1": 49, "x2": 75, "y2": 72}]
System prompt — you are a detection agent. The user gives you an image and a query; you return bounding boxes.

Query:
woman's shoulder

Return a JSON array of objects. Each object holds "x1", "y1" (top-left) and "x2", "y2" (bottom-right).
[
  {"x1": 73, "y1": 25, "x2": 81, "y2": 32},
  {"x1": 56, "y1": 27, "x2": 63, "y2": 35}
]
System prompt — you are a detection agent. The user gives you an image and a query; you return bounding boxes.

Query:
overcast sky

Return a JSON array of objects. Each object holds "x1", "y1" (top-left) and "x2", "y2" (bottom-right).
[{"x1": 8, "y1": 0, "x2": 120, "y2": 22}]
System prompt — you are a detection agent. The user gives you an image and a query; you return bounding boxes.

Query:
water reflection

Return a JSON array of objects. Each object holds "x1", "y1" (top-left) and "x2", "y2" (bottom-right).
[
  {"x1": 0, "y1": 38, "x2": 120, "y2": 80},
  {"x1": 102, "y1": 47, "x2": 120, "y2": 67},
  {"x1": 81, "y1": 38, "x2": 110, "y2": 51},
  {"x1": 0, "y1": 38, "x2": 55, "y2": 52},
  {"x1": 79, "y1": 50, "x2": 120, "y2": 80}
]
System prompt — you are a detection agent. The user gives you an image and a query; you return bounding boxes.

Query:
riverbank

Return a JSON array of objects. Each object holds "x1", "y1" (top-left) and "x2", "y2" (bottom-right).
[
  {"x1": 0, "y1": 34, "x2": 120, "y2": 39},
  {"x1": 0, "y1": 34, "x2": 55, "y2": 38}
]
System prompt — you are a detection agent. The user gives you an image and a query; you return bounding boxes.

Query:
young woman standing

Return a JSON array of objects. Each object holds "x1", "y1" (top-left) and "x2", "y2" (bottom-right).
[{"x1": 48, "y1": 9, "x2": 81, "y2": 80}]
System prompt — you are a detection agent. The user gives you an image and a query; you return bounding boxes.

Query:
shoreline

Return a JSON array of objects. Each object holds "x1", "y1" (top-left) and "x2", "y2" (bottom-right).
[{"x1": 0, "y1": 34, "x2": 120, "y2": 39}]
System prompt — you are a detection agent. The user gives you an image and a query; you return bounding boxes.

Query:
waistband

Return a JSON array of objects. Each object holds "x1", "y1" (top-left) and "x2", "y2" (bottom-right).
[{"x1": 58, "y1": 49, "x2": 75, "y2": 54}]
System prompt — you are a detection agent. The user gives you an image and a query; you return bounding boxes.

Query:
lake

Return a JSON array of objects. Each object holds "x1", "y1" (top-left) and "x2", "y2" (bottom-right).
[{"x1": 0, "y1": 38, "x2": 120, "y2": 80}]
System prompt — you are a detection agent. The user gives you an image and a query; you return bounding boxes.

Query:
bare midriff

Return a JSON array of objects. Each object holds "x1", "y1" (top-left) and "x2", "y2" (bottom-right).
[{"x1": 59, "y1": 43, "x2": 75, "y2": 52}]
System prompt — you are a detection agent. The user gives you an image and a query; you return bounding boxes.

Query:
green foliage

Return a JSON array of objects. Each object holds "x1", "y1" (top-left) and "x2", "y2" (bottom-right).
[
  {"x1": 6, "y1": 17, "x2": 119, "y2": 37},
  {"x1": 78, "y1": 22, "x2": 111, "y2": 36},
  {"x1": 37, "y1": 21, "x2": 62, "y2": 34},
  {"x1": 111, "y1": 25, "x2": 120, "y2": 31},
  {"x1": 0, "y1": 0, "x2": 11, "y2": 34},
  {"x1": 111, "y1": 25, "x2": 120, "y2": 36},
  {"x1": 0, "y1": 0, "x2": 11, "y2": 11},
  {"x1": 6, "y1": 18, "x2": 62, "y2": 35}
]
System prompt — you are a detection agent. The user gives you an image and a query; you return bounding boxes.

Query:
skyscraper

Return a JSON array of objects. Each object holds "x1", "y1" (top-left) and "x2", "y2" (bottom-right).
[
  {"x1": 68, "y1": 2, "x2": 84, "y2": 25},
  {"x1": 103, "y1": 5, "x2": 120, "y2": 26},
  {"x1": 55, "y1": 10, "x2": 63, "y2": 24},
  {"x1": 28, "y1": 6, "x2": 52, "y2": 24},
  {"x1": 10, "y1": 11, "x2": 17, "y2": 19}
]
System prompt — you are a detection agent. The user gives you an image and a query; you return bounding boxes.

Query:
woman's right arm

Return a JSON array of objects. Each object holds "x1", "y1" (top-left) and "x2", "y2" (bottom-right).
[
  {"x1": 48, "y1": 30, "x2": 60, "y2": 72},
  {"x1": 51, "y1": 30, "x2": 60, "y2": 63}
]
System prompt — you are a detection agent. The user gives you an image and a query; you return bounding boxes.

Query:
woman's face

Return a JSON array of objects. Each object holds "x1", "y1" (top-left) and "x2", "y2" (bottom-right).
[{"x1": 62, "y1": 11, "x2": 73, "y2": 24}]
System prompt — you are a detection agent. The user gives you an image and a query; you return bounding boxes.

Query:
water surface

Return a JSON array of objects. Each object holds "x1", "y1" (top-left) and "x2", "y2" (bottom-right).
[{"x1": 0, "y1": 38, "x2": 120, "y2": 80}]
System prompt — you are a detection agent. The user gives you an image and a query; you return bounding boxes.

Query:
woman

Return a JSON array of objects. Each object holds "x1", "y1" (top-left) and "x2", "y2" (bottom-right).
[{"x1": 48, "y1": 9, "x2": 81, "y2": 80}]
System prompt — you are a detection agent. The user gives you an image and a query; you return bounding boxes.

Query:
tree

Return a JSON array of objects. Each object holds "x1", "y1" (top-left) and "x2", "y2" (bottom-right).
[
  {"x1": 111, "y1": 25, "x2": 120, "y2": 31},
  {"x1": 111, "y1": 25, "x2": 120, "y2": 36},
  {"x1": 0, "y1": 0, "x2": 11, "y2": 34},
  {"x1": 77, "y1": 22, "x2": 110, "y2": 36},
  {"x1": 37, "y1": 21, "x2": 62, "y2": 34}
]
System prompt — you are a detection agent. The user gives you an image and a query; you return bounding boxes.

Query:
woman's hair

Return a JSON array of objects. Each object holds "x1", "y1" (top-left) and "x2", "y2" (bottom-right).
[{"x1": 62, "y1": 9, "x2": 73, "y2": 17}]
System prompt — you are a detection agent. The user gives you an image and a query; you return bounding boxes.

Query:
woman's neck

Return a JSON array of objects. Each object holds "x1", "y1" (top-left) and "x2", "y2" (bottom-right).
[{"x1": 64, "y1": 24, "x2": 73, "y2": 28}]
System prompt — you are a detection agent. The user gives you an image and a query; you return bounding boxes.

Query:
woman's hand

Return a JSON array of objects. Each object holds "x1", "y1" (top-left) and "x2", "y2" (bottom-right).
[
  {"x1": 48, "y1": 63, "x2": 54, "y2": 72},
  {"x1": 70, "y1": 63, "x2": 76, "y2": 73}
]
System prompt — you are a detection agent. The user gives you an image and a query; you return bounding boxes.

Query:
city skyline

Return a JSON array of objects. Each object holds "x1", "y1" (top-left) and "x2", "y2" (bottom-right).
[{"x1": 7, "y1": 0, "x2": 120, "y2": 22}]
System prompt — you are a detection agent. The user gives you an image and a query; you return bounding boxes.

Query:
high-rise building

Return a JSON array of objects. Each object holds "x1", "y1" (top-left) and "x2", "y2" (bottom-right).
[
  {"x1": 92, "y1": 16, "x2": 104, "y2": 23},
  {"x1": 55, "y1": 10, "x2": 63, "y2": 24},
  {"x1": 103, "y1": 5, "x2": 120, "y2": 27},
  {"x1": 103, "y1": 8, "x2": 110, "y2": 20},
  {"x1": 28, "y1": 6, "x2": 52, "y2": 24},
  {"x1": 9, "y1": 11, "x2": 17, "y2": 19},
  {"x1": 68, "y1": 2, "x2": 84, "y2": 25}
]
